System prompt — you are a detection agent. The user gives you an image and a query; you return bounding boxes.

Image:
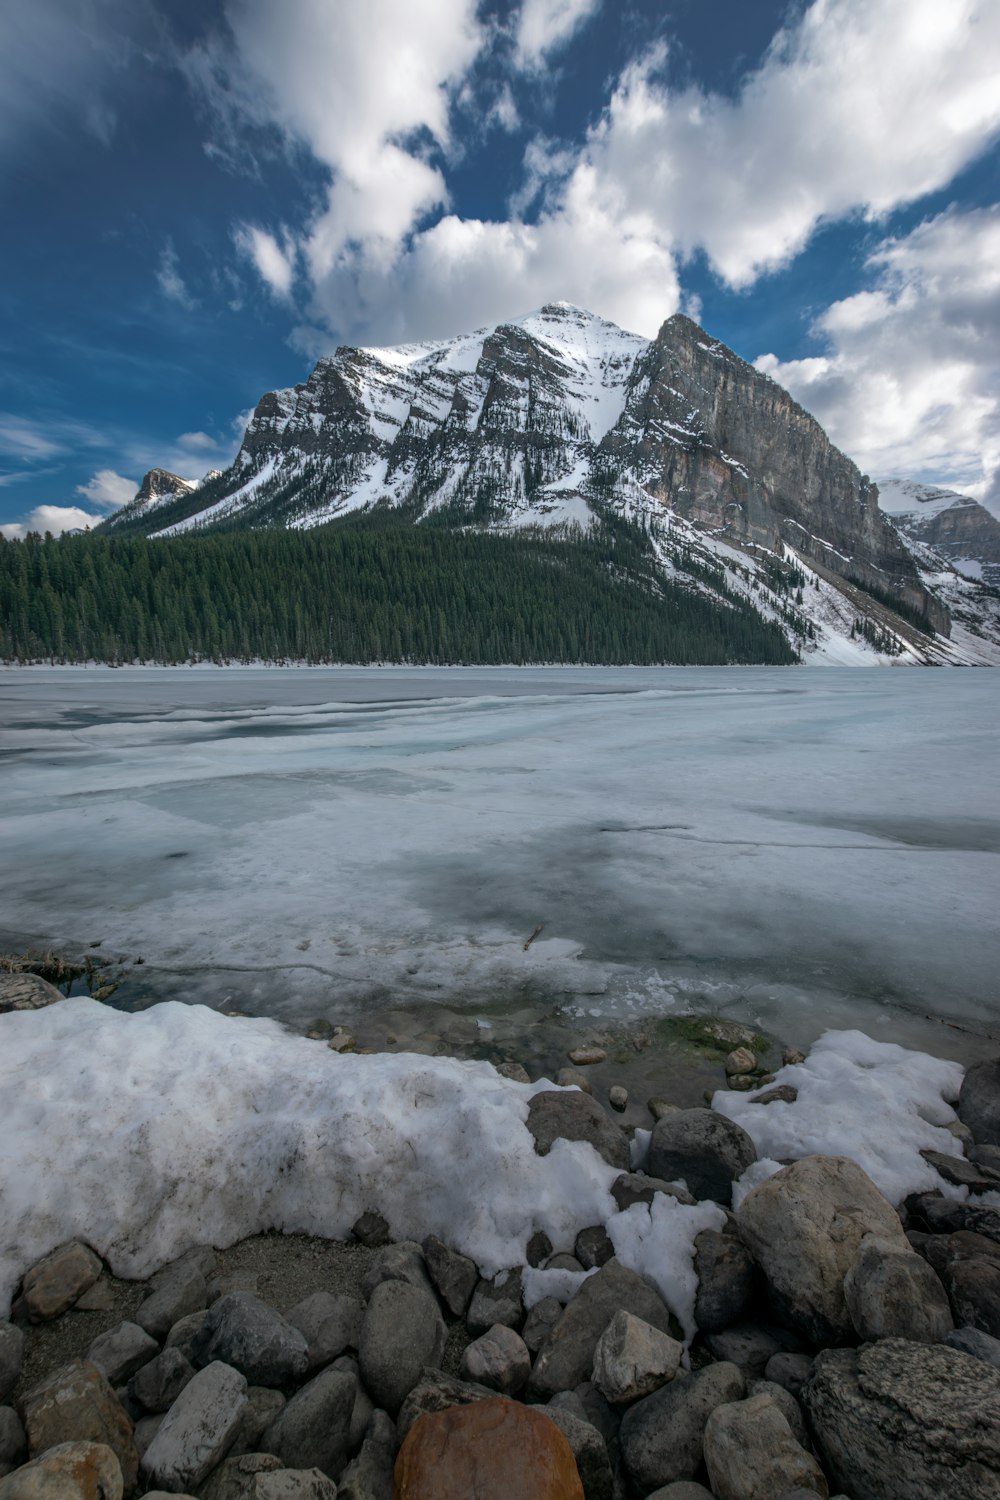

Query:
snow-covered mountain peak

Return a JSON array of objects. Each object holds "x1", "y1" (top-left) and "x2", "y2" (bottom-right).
[{"x1": 877, "y1": 478, "x2": 979, "y2": 517}]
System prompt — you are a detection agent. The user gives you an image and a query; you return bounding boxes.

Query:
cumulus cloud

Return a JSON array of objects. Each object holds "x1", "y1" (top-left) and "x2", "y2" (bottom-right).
[
  {"x1": 75, "y1": 468, "x2": 136, "y2": 510},
  {"x1": 233, "y1": 223, "x2": 297, "y2": 300},
  {"x1": 514, "y1": 0, "x2": 602, "y2": 69},
  {"x1": 755, "y1": 206, "x2": 1000, "y2": 511},
  {"x1": 1, "y1": 505, "x2": 102, "y2": 540}
]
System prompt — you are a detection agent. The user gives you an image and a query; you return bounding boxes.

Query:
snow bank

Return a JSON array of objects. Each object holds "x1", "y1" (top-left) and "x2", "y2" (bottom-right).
[
  {"x1": 0, "y1": 999, "x2": 712, "y2": 1330},
  {"x1": 714, "y1": 1029, "x2": 966, "y2": 1206}
]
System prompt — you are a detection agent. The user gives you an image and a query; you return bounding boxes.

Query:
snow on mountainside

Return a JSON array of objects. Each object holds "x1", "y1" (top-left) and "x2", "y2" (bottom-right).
[
  {"x1": 877, "y1": 478, "x2": 1000, "y2": 587},
  {"x1": 107, "y1": 304, "x2": 1000, "y2": 665}
]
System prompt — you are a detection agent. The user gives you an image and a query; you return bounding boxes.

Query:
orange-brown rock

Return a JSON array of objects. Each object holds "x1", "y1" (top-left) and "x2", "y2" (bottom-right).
[
  {"x1": 0, "y1": 1441, "x2": 123, "y2": 1500},
  {"x1": 393, "y1": 1396, "x2": 584, "y2": 1500},
  {"x1": 19, "y1": 1362, "x2": 138, "y2": 1494}
]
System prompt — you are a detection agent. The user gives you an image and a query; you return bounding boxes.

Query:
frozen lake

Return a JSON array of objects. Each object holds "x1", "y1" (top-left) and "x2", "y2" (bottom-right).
[{"x1": 1, "y1": 666, "x2": 998, "y2": 1061}]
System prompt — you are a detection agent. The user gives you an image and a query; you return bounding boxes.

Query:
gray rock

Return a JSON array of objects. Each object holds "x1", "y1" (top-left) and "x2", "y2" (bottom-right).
[
  {"x1": 942, "y1": 1257, "x2": 1000, "y2": 1337},
  {"x1": 86, "y1": 1322, "x2": 159, "y2": 1385},
  {"x1": 737, "y1": 1156, "x2": 909, "y2": 1345},
  {"x1": 0, "y1": 972, "x2": 64, "y2": 1014},
  {"x1": 253, "y1": 1469, "x2": 338, "y2": 1500},
  {"x1": 557, "y1": 1068, "x2": 594, "y2": 1094},
  {"x1": 592, "y1": 1311, "x2": 683, "y2": 1405},
  {"x1": 200, "y1": 1452, "x2": 283, "y2": 1500},
  {"x1": 575, "y1": 1227, "x2": 615, "y2": 1271},
  {"x1": 133, "y1": 1414, "x2": 165, "y2": 1461},
  {"x1": 608, "y1": 1086, "x2": 628, "y2": 1113},
  {"x1": 141, "y1": 1361, "x2": 249, "y2": 1493},
  {"x1": 337, "y1": 1409, "x2": 396, "y2": 1500},
  {"x1": 620, "y1": 1361, "x2": 746, "y2": 1492},
  {"x1": 611, "y1": 1173, "x2": 696, "y2": 1211},
  {"x1": 229, "y1": 1390, "x2": 286, "y2": 1458},
  {"x1": 703, "y1": 1393, "x2": 827, "y2": 1500},
  {"x1": 944, "y1": 1325, "x2": 1000, "y2": 1370},
  {"x1": 358, "y1": 1281, "x2": 446, "y2": 1418},
  {"x1": 544, "y1": 1254, "x2": 585, "y2": 1275},
  {"x1": 648, "y1": 1109, "x2": 757, "y2": 1206},
  {"x1": 572, "y1": 1383, "x2": 619, "y2": 1451},
  {"x1": 395, "y1": 1369, "x2": 496, "y2": 1441},
  {"x1": 191, "y1": 1296, "x2": 309, "y2": 1388},
  {"x1": 136, "y1": 1267, "x2": 209, "y2": 1342},
  {"x1": 647, "y1": 1098, "x2": 680, "y2": 1122},
  {"x1": 529, "y1": 1259, "x2": 680, "y2": 1402},
  {"x1": 351, "y1": 1212, "x2": 390, "y2": 1249},
  {"x1": 537, "y1": 1406, "x2": 613, "y2": 1500},
  {"x1": 752, "y1": 1085, "x2": 799, "y2": 1106},
  {"x1": 165, "y1": 1313, "x2": 210, "y2": 1363},
  {"x1": 569, "y1": 1047, "x2": 607, "y2": 1066},
  {"x1": 495, "y1": 1062, "x2": 531, "y2": 1083},
  {"x1": 523, "y1": 1297, "x2": 563, "y2": 1354},
  {"x1": 284, "y1": 1292, "x2": 364, "y2": 1372},
  {"x1": 804, "y1": 1338, "x2": 1000, "y2": 1499},
  {"x1": 764, "y1": 1353, "x2": 814, "y2": 1400},
  {"x1": 160, "y1": 1247, "x2": 219, "y2": 1281},
  {"x1": 526, "y1": 1091, "x2": 630, "y2": 1171},
  {"x1": 0, "y1": 1441, "x2": 123, "y2": 1500},
  {"x1": 421, "y1": 1236, "x2": 478, "y2": 1317},
  {"x1": 703, "y1": 1323, "x2": 802, "y2": 1380},
  {"x1": 460, "y1": 1325, "x2": 530, "y2": 1396},
  {"x1": 466, "y1": 1269, "x2": 524, "y2": 1336},
  {"x1": 525, "y1": 1231, "x2": 554, "y2": 1269},
  {"x1": 0, "y1": 1327, "x2": 24, "y2": 1405},
  {"x1": 748, "y1": 1380, "x2": 808, "y2": 1448},
  {"x1": 971, "y1": 1145, "x2": 1000, "y2": 1172},
  {"x1": 0, "y1": 1410, "x2": 26, "y2": 1467},
  {"x1": 844, "y1": 1233, "x2": 953, "y2": 1342},
  {"x1": 128, "y1": 1350, "x2": 195, "y2": 1414},
  {"x1": 908, "y1": 1195, "x2": 1000, "y2": 1240},
  {"x1": 546, "y1": 1391, "x2": 589, "y2": 1424},
  {"x1": 958, "y1": 1056, "x2": 1000, "y2": 1146},
  {"x1": 16, "y1": 1244, "x2": 103, "y2": 1324},
  {"x1": 258, "y1": 1369, "x2": 355, "y2": 1479},
  {"x1": 921, "y1": 1149, "x2": 1000, "y2": 1193},
  {"x1": 693, "y1": 1229, "x2": 756, "y2": 1333},
  {"x1": 361, "y1": 1242, "x2": 432, "y2": 1301},
  {"x1": 347, "y1": 1384, "x2": 373, "y2": 1458},
  {"x1": 73, "y1": 1281, "x2": 116, "y2": 1314}
]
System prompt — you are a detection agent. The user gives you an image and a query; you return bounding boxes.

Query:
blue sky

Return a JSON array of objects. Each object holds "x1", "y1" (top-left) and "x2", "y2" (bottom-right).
[{"x1": 2, "y1": 0, "x2": 999, "y2": 537}]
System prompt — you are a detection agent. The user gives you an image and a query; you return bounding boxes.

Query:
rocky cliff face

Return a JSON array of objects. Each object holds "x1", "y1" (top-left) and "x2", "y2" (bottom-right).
[
  {"x1": 878, "y1": 480, "x2": 1000, "y2": 587},
  {"x1": 106, "y1": 468, "x2": 197, "y2": 530}
]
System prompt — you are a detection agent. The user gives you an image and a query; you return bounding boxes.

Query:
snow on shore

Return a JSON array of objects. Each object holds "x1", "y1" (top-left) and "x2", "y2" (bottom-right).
[{"x1": 0, "y1": 1001, "x2": 971, "y2": 1333}]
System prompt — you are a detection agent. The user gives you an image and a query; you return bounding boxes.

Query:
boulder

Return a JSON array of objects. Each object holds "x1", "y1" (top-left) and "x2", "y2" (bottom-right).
[
  {"x1": 394, "y1": 1397, "x2": 585, "y2": 1499},
  {"x1": 229, "y1": 1389, "x2": 286, "y2": 1458},
  {"x1": 361, "y1": 1244, "x2": 433, "y2": 1301},
  {"x1": 957, "y1": 1057, "x2": 1000, "y2": 1146},
  {"x1": 736, "y1": 1156, "x2": 909, "y2": 1345},
  {"x1": 0, "y1": 1327, "x2": 25, "y2": 1405},
  {"x1": 0, "y1": 1442, "x2": 122, "y2": 1500},
  {"x1": 141, "y1": 1361, "x2": 248, "y2": 1493},
  {"x1": 258, "y1": 1369, "x2": 355, "y2": 1480},
  {"x1": 763, "y1": 1353, "x2": 814, "y2": 1400},
  {"x1": 252, "y1": 1470, "x2": 337, "y2": 1500},
  {"x1": 19, "y1": 1360, "x2": 138, "y2": 1492},
  {"x1": 165, "y1": 1314, "x2": 210, "y2": 1363},
  {"x1": 944, "y1": 1325, "x2": 1000, "y2": 1371},
  {"x1": 283, "y1": 1292, "x2": 364, "y2": 1372},
  {"x1": 574, "y1": 1229, "x2": 614, "y2": 1272},
  {"x1": 693, "y1": 1230, "x2": 756, "y2": 1332},
  {"x1": 703, "y1": 1393, "x2": 828, "y2": 1500},
  {"x1": 524, "y1": 1298, "x2": 564, "y2": 1354},
  {"x1": 190, "y1": 1296, "x2": 309, "y2": 1387},
  {"x1": 337, "y1": 1409, "x2": 396, "y2": 1500},
  {"x1": 396, "y1": 1370, "x2": 496, "y2": 1442},
  {"x1": 536, "y1": 1407, "x2": 613, "y2": 1500},
  {"x1": 529, "y1": 1260, "x2": 679, "y2": 1401},
  {"x1": 747, "y1": 1379, "x2": 808, "y2": 1448},
  {"x1": 358, "y1": 1282, "x2": 446, "y2": 1418},
  {"x1": 941, "y1": 1258, "x2": 1000, "y2": 1338},
  {"x1": 648, "y1": 1110, "x2": 757, "y2": 1207},
  {"x1": 803, "y1": 1337, "x2": 1000, "y2": 1499},
  {"x1": 466, "y1": 1270, "x2": 524, "y2": 1337},
  {"x1": 16, "y1": 1245, "x2": 102, "y2": 1324},
  {"x1": 907, "y1": 1195, "x2": 1000, "y2": 1241},
  {"x1": 421, "y1": 1237, "x2": 477, "y2": 1318},
  {"x1": 460, "y1": 1326, "x2": 530, "y2": 1396},
  {"x1": 703, "y1": 1323, "x2": 802, "y2": 1380},
  {"x1": 85, "y1": 1323, "x2": 159, "y2": 1386},
  {"x1": 619, "y1": 1362, "x2": 745, "y2": 1492},
  {"x1": 127, "y1": 1350, "x2": 195, "y2": 1415},
  {"x1": 526, "y1": 1093, "x2": 629, "y2": 1171},
  {"x1": 136, "y1": 1267, "x2": 208, "y2": 1342},
  {"x1": 0, "y1": 1409, "x2": 26, "y2": 1468},
  {"x1": 611, "y1": 1173, "x2": 696, "y2": 1211},
  {"x1": 200, "y1": 1452, "x2": 282, "y2": 1500},
  {"x1": 591, "y1": 1311, "x2": 683, "y2": 1405},
  {"x1": 843, "y1": 1234, "x2": 953, "y2": 1342},
  {"x1": 0, "y1": 973, "x2": 64, "y2": 1015}
]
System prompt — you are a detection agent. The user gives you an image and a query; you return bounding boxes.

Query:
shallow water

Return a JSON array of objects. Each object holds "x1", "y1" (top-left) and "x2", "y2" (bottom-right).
[{"x1": 1, "y1": 665, "x2": 997, "y2": 1062}]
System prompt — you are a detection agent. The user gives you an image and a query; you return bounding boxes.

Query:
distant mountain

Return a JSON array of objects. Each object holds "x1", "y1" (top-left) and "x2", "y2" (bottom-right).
[
  {"x1": 109, "y1": 468, "x2": 196, "y2": 530},
  {"x1": 878, "y1": 479, "x2": 1000, "y2": 586},
  {"x1": 101, "y1": 304, "x2": 1000, "y2": 665}
]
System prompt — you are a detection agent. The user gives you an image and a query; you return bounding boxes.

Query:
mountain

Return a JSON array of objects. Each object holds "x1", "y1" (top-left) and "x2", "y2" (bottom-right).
[
  {"x1": 103, "y1": 304, "x2": 1000, "y2": 664},
  {"x1": 110, "y1": 468, "x2": 197, "y2": 529},
  {"x1": 878, "y1": 479, "x2": 1000, "y2": 586}
]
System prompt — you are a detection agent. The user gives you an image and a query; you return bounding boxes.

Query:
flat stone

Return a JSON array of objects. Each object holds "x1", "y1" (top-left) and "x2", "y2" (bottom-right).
[
  {"x1": 421, "y1": 1236, "x2": 478, "y2": 1318},
  {"x1": 591, "y1": 1310, "x2": 683, "y2": 1405},
  {"x1": 466, "y1": 1269, "x2": 524, "y2": 1337},
  {"x1": 0, "y1": 973, "x2": 64, "y2": 1014},
  {"x1": 394, "y1": 1397, "x2": 585, "y2": 1500},
  {"x1": 844, "y1": 1233, "x2": 953, "y2": 1342},
  {"x1": 396, "y1": 1370, "x2": 496, "y2": 1442},
  {"x1": 362, "y1": 1243, "x2": 433, "y2": 1301},
  {"x1": 460, "y1": 1326, "x2": 530, "y2": 1396},
  {"x1": 136, "y1": 1267, "x2": 209, "y2": 1342},
  {"x1": 527, "y1": 1092, "x2": 629, "y2": 1171},
  {"x1": 86, "y1": 1323, "x2": 159, "y2": 1385},
  {"x1": 19, "y1": 1361, "x2": 138, "y2": 1493},
  {"x1": 958, "y1": 1056, "x2": 1000, "y2": 1146},
  {"x1": 574, "y1": 1228, "x2": 614, "y2": 1272},
  {"x1": 0, "y1": 1411, "x2": 26, "y2": 1467},
  {"x1": 944, "y1": 1325, "x2": 1000, "y2": 1371},
  {"x1": 141, "y1": 1361, "x2": 248, "y2": 1493},
  {"x1": 619, "y1": 1362, "x2": 746, "y2": 1493},
  {"x1": 703, "y1": 1393, "x2": 828, "y2": 1500},
  {"x1": 283, "y1": 1292, "x2": 364, "y2": 1372},
  {"x1": 568, "y1": 1048, "x2": 607, "y2": 1066},
  {"x1": 536, "y1": 1406, "x2": 613, "y2": 1500},
  {"x1": 190, "y1": 1295, "x2": 309, "y2": 1388},
  {"x1": 737, "y1": 1155, "x2": 909, "y2": 1345},
  {"x1": 258, "y1": 1369, "x2": 355, "y2": 1480},
  {"x1": 693, "y1": 1229, "x2": 757, "y2": 1333},
  {"x1": 337, "y1": 1408, "x2": 396, "y2": 1500},
  {"x1": 611, "y1": 1174, "x2": 696, "y2": 1211},
  {"x1": 920, "y1": 1148, "x2": 1000, "y2": 1192},
  {"x1": 17, "y1": 1245, "x2": 102, "y2": 1324},
  {"x1": 352, "y1": 1212, "x2": 391, "y2": 1249},
  {"x1": 0, "y1": 1327, "x2": 25, "y2": 1405},
  {"x1": 128, "y1": 1350, "x2": 196, "y2": 1414},
  {"x1": 358, "y1": 1281, "x2": 446, "y2": 1418},
  {"x1": 752, "y1": 1085, "x2": 798, "y2": 1106},
  {"x1": 804, "y1": 1337, "x2": 1000, "y2": 1499},
  {"x1": 0, "y1": 1442, "x2": 122, "y2": 1500},
  {"x1": 529, "y1": 1259, "x2": 680, "y2": 1401},
  {"x1": 648, "y1": 1110, "x2": 757, "y2": 1207}
]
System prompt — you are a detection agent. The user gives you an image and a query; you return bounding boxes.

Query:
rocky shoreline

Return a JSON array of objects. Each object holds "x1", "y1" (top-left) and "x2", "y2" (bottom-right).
[{"x1": 2, "y1": 976, "x2": 1000, "y2": 1499}]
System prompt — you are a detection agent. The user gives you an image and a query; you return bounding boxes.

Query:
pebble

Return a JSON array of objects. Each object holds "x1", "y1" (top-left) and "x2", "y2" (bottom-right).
[
  {"x1": 608, "y1": 1086, "x2": 628, "y2": 1113},
  {"x1": 724, "y1": 1047, "x2": 756, "y2": 1077}
]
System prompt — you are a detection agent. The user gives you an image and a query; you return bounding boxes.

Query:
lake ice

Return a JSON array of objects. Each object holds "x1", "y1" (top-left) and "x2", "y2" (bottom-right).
[{"x1": 1, "y1": 665, "x2": 998, "y2": 1060}]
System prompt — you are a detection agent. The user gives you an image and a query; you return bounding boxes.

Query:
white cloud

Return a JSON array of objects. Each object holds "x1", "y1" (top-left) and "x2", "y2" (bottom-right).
[
  {"x1": 755, "y1": 205, "x2": 1000, "y2": 511},
  {"x1": 157, "y1": 241, "x2": 197, "y2": 310},
  {"x1": 75, "y1": 468, "x2": 136, "y2": 510},
  {"x1": 176, "y1": 431, "x2": 221, "y2": 454},
  {"x1": 1, "y1": 505, "x2": 102, "y2": 540},
  {"x1": 233, "y1": 224, "x2": 297, "y2": 300},
  {"x1": 514, "y1": 0, "x2": 602, "y2": 69}
]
